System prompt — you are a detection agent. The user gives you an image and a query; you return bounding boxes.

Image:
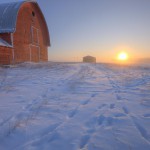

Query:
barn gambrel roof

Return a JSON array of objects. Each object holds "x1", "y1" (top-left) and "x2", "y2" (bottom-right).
[
  {"x1": 83, "y1": 56, "x2": 96, "y2": 59},
  {"x1": 0, "y1": 1, "x2": 30, "y2": 33},
  {"x1": 0, "y1": 0, "x2": 50, "y2": 46}
]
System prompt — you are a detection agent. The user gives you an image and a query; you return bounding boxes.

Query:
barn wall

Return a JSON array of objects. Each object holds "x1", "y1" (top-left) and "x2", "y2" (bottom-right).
[
  {"x1": 0, "y1": 46, "x2": 13, "y2": 65},
  {"x1": 13, "y1": 2, "x2": 48, "y2": 63},
  {"x1": 83, "y1": 57, "x2": 96, "y2": 63},
  {"x1": 0, "y1": 33, "x2": 13, "y2": 65}
]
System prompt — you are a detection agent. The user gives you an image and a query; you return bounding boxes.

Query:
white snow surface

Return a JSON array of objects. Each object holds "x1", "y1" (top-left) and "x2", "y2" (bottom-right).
[{"x1": 0, "y1": 62, "x2": 150, "y2": 150}]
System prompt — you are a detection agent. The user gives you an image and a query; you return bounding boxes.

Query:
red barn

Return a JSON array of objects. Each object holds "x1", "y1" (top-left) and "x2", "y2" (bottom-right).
[{"x1": 0, "y1": 0, "x2": 50, "y2": 65}]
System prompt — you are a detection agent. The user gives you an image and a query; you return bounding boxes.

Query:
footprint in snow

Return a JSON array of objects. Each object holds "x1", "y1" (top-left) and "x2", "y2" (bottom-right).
[
  {"x1": 51, "y1": 88, "x2": 55, "y2": 91},
  {"x1": 110, "y1": 104, "x2": 115, "y2": 109},
  {"x1": 85, "y1": 116, "x2": 97, "y2": 128},
  {"x1": 81, "y1": 99, "x2": 90, "y2": 105},
  {"x1": 114, "y1": 113, "x2": 126, "y2": 117},
  {"x1": 98, "y1": 115, "x2": 113, "y2": 126},
  {"x1": 143, "y1": 113, "x2": 150, "y2": 118},
  {"x1": 98, "y1": 104, "x2": 107, "y2": 109},
  {"x1": 122, "y1": 106, "x2": 129, "y2": 114},
  {"x1": 97, "y1": 115, "x2": 105, "y2": 126},
  {"x1": 91, "y1": 93, "x2": 97, "y2": 98},
  {"x1": 116, "y1": 94, "x2": 122, "y2": 101},
  {"x1": 79, "y1": 134, "x2": 90, "y2": 149},
  {"x1": 68, "y1": 108, "x2": 78, "y2": 118}
]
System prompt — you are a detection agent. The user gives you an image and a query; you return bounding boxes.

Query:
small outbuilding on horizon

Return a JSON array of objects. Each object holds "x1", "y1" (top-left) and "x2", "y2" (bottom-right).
[
  {"x1": 83, "y1": 56, "x2": 96, "y2": 63},
  {"x1": 0, "y1": 0, "x2": 50, "y2": 65}
]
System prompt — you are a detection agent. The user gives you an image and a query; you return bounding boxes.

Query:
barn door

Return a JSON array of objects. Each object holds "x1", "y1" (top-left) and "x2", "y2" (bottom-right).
[
  {"x1": 31, "y1": 26, "x2": 39, "y2": 45},
  {"x1": 30, "y1": 45, "x2": 40, "y2": 62},
  {"x1": 30, "y1": 26, "x2": 40, "y2": 62}
]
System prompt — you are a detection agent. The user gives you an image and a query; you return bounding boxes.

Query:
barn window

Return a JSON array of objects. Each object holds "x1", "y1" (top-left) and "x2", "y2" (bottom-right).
[{"x1": 32, "y1": 11, "x2": 35, "y2": 17}]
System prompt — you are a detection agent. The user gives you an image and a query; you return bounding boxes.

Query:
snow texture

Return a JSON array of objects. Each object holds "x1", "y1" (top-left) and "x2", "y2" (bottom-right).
[{"x1": 0, "y1": 62, "x2": 150, "y2": 150}]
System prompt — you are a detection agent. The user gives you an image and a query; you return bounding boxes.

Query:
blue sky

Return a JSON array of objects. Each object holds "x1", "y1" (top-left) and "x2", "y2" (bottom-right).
[{"x1": 1, "y1": 0, "x2": 150, "y2": 62}]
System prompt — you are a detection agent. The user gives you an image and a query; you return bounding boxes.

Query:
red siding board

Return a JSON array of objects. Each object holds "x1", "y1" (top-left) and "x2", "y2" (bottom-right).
[{"x1": 0, "y1": 47, "x2": 13, "y2": 65}]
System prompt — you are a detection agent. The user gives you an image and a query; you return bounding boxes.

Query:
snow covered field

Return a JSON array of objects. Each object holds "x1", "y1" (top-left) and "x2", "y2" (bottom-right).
[{"x1": 0, "y1": 62, "x2": 150, "y2": 150}]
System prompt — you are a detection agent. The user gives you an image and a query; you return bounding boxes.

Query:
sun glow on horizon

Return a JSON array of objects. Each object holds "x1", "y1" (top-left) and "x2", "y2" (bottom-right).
[{"x1": 117, "y1": 52, "x2": 128, "y2": 61}]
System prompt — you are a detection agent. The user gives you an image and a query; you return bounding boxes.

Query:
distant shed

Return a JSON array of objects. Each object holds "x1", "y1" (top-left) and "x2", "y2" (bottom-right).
[
  {"x1": 0, "y1": 0, "x2": 50, "y2": 65},
  {"x1": 83, "y1": 56, "x2": 96, "y2": 63}
]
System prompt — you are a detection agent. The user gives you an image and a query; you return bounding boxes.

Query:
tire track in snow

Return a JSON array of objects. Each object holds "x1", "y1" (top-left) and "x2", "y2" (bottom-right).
[
  {"x1": 40, "y1": 64, "x2": 101, "y2": 149},
  {"x1": 9, "y1": 64, "x2": 96, "y2": 148},
  {"x1": 64, "y1": 65, "x2": 99, "y2": 119}
]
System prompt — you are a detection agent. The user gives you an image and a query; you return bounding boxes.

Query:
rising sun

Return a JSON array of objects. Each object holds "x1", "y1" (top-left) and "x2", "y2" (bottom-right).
[{"x1": 117, "y1": 52, "x2": 128, "y2": 61}]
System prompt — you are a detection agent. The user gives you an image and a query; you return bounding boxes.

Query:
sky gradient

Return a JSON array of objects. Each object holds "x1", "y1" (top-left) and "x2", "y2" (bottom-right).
[{"x1": 1, "y1": 0, "x2": 150, "y2": 63}]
